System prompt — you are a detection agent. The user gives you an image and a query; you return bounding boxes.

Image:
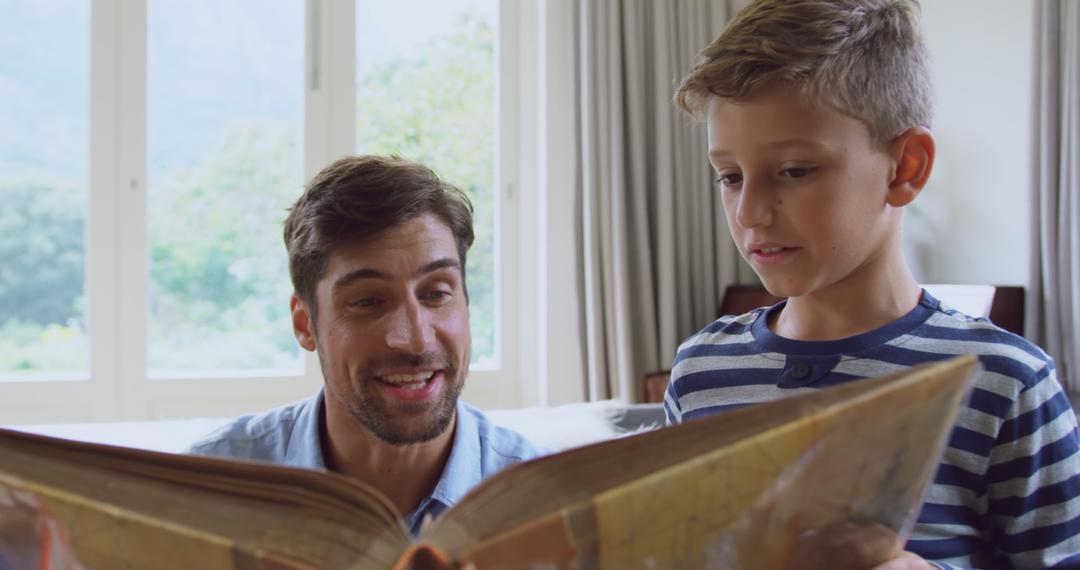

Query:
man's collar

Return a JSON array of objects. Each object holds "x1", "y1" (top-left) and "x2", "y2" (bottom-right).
[
  {"x1": 283, "y1": 389, "x2": 330, "y2": 469},
  {"x1": 426, "y1": 400, "x2": 482, "y2": 508},
  {"x1": 287, "y1": 391, "x2": 479, "y2": 525},
  {"x1": 287, "y1": 391, "x2": 479, "y2": 503}
]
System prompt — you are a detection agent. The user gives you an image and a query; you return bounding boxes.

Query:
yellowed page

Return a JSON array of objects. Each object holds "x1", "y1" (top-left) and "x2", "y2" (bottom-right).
[
  {"x1": 595, "y1": 356, "x2": 974, "y2": 568},
  {"x1": 436, "y1": 356, "x2": 976, "y2": 569},
  {"x1": 0, "y1": 430, "x2": 411, "y2": 569}
]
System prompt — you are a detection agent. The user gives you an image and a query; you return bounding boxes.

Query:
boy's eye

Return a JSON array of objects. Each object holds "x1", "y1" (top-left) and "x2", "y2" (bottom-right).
[
  {"x1": 781, "y1": 167, "x2": 815, "y2": 179},
  {"x1": 716, "y1": 173, "x2": 743, "y2": 187},
  {"x1": 349, "y1": 298, "x2": 379, "y2": 308}
]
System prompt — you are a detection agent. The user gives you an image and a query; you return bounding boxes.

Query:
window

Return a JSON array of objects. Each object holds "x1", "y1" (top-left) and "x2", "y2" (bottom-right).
[
  {"x1": 0, "y1": 1, "x2": 90, "y2": 381},
  {"x1": 354, "y1": 0, "x2": 500, "y2": 367},
  {"x1": 0, "y1": 0, "x2": 520, "y2": 423},
  {"x1": 147, "y1": 0, "x2": 304, "y2": 376}
]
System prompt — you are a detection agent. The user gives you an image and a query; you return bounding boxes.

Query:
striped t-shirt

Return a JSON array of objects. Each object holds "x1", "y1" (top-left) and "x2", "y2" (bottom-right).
[{"x1": 665, "y1": 290, "x2": 1080, "y2": 569}]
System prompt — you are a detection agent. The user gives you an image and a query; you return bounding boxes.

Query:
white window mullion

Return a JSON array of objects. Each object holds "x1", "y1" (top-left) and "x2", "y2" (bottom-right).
[
  {"x1": 87, "y1": 0, "x2": 124, "y2": 421},
  {"x1": 306, "y1": 0, "x2": 356, "y2": 180},
  {"x1": 302, "y1": 0, "x2": 356, "y2": 387},
  {"x1": 462, "y1": 0, "x2": 525, "y2": 409},
  {"x1": 111, "y1": 0, "x2": 150, "y2": 420}
]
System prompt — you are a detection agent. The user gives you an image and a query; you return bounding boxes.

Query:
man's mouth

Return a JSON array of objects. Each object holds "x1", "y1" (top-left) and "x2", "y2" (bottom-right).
[{"x1": 378, "y1": 371, "x2": 437, "y2": 390}]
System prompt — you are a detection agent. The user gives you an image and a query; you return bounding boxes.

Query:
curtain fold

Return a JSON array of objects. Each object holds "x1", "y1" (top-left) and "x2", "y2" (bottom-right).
[
  {"x1": 1030, "y1": 0, "x2": 1079, "y2": 393},
  {"x1": 576, "y1": 0, "x2": 738, "y2": 401}
]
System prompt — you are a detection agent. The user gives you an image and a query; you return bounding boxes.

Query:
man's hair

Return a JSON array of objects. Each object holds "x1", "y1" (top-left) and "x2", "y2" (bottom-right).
[
  {"x1": 674, "y1": 0, "x2": 932, "y2": 148},
  {"x1": 284, "y1": 155, "x2": 475, "y2": 312}
]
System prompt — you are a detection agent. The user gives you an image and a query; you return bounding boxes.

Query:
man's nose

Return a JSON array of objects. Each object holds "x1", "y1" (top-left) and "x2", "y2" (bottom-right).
[
  {"x1": 385, "y1": 300, "x2": 436, "y2": 354},
  {"x1": 734, "y1": 177, "x2": 775, "y2": 229}
]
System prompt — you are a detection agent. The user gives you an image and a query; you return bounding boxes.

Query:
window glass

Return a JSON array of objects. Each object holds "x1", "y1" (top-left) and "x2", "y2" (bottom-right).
[
  {"x1": 356, "y1": 0, "x2": 499, "y2": 367},
  {"x1": 147, "y1": 0, "x2": 304, "y2": 376},
  {"x1": 0, "y1": 1, "x2": 90, "y2": 380}
]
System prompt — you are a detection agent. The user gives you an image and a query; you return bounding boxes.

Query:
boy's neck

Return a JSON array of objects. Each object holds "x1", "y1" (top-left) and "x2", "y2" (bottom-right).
[{"x1": 769, "y1": 258, "x2": 922, "y2": 342}]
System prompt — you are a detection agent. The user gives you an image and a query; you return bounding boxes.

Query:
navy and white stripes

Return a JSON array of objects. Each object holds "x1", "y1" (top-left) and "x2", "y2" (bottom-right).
[{"x1": 665, "y1": 291, "x2": 1080, "y2": 569}]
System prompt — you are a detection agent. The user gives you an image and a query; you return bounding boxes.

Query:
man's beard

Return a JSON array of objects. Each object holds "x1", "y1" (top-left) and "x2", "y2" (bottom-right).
[{"x1": 328, "y1": 351, "x2": 466, "y2": 446}]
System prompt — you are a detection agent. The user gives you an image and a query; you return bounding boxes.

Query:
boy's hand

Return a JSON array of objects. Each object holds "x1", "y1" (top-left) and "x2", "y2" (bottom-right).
[
  {"x1": 789, "y1": 521, "x2": 936, "y2": 569},
  {"x1": 787, "y1": 521, "x2": 898, "y2": 569},
  {"x1": 870, "y1": 550, "x2": 937, "y2": 569}
]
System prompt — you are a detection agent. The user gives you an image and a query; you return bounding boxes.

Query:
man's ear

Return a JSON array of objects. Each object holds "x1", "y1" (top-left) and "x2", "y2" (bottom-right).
[
  {"x1": 886, "y1": 126, "x2": 935, "y2": 207},
  {"x1": 291, "y1": 293, "x2": 317, "y2": 352}
]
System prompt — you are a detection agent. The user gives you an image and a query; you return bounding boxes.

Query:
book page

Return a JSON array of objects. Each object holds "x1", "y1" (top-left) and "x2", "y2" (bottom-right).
[
  {"x1": 0, "y1": 430, "x2": 413, "y2": 569},
  {"x1": 426, "y1": 356, "x2": 977, "y2": 569}
]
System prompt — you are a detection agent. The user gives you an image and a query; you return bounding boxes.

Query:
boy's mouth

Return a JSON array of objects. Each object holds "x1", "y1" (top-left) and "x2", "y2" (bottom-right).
[{"x1": 749, "y1": 245, "x2": 799, "y2": 263}]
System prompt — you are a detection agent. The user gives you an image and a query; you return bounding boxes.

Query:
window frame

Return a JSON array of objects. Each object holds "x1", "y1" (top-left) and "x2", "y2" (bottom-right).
[{"x1": 0, "y1": 0, "x2": 523, "y2": 423}]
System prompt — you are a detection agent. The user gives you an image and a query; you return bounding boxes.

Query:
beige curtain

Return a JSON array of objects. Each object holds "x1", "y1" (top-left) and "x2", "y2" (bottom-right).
[
  {"x1": 576, "y1": 0, "x2": 739, "y2": 401},
  {"x1": 1030, "y1": 0, "x2": 1079, "y2": 393}
]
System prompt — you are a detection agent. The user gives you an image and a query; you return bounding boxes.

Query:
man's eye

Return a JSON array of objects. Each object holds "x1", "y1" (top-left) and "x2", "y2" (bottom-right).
[
  {"x1": 350, "y1": 298, "x2": 378, "y2": 308},
  {"x1": 425, "y1": 290, "x2": 451, "y2": 302}
]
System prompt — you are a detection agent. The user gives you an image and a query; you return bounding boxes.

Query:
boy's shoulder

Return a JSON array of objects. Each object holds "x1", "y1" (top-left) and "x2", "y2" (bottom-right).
[
  {"x1": 677, "y1": 306, "x2": 767, "y2": 351},
  {"x1": 915, "y1": 295, "x2": 1052, "y2": 390},
  {"x1": 672, "y1": 306, "x2": 776, "y2": 370},
  {"x1": 673, "y1": 292, "x2": 1054, "y2": 391}
]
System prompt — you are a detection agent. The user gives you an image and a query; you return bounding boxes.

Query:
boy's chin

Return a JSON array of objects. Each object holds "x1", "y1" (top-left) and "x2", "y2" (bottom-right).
[
  {"x1": 758, "y1": 278, "x2": 832, "y2": 301},
  {"x1": 757, "y1": 278, "x2": 802, "y2": 299}
]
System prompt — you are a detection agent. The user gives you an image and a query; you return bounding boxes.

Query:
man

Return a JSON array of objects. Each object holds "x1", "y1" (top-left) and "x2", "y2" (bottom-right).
[{"x1": 189, "y1": 155, "x2": 542, "y2": 534}]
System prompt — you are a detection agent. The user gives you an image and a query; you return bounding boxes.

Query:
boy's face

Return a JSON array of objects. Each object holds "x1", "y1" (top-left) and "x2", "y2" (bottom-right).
[{"x1": 707, "y1": 87, "x2": 902, "y2": 299}]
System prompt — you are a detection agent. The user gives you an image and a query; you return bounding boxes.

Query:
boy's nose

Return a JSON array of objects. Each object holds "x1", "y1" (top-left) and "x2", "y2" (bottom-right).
[
  {"x1": 734, "y1": 180, "x2": 775, "y2": 228},
  {"x1": 385, "y1": 302, "x2": 436, "y2": 354}
]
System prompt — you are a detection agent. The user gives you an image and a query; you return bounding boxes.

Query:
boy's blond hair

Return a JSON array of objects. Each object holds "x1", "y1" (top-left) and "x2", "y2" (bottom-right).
[{"x1": 675, "y1": 0, "x2": 932, "y2": 148}]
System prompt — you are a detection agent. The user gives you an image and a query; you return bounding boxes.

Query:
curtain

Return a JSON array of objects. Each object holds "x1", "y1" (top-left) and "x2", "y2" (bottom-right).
[
  {"x1": 1030, "y1": 0, "x2": 1079, "y2": 393},
  {"x1": 576, "y1": 0, "x2": 739, "y2": 401}
]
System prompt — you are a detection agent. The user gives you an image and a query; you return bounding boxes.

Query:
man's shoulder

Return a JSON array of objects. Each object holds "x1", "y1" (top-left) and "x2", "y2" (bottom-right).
[
  {"x1": 186, "y1": 394, "x2": 318, "y2": 461},
  {"x1": 459, "y1": 402, "x2": 546, "y2": 467}
]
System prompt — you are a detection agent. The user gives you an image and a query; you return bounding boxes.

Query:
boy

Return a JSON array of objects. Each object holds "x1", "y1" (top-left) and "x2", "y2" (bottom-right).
[{"x1": 665, "y1": 1, "x2": 1080, "y2": 568}]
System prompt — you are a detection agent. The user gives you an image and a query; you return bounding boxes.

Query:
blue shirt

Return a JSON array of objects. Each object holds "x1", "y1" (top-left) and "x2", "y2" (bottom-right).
[{"x1": 187, "y1": 391, "x2": 544, "y2": 534}]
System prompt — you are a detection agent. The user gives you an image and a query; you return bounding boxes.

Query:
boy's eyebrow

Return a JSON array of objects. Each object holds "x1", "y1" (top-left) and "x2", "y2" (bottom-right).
[
  {"x1": 709, "y1": 138, "x2": 831, "y2": 160},
  {"x1": 331, "y1": 258, "x2": 461, "y2": 291}
]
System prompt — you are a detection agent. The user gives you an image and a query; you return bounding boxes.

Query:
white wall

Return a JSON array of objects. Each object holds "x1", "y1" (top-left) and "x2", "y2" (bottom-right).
[{"x1": 906, "y1": 0, "x2": 1034, "y2": 286}]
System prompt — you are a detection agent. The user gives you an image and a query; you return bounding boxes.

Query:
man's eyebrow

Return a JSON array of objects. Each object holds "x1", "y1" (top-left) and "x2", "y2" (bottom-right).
[
  {"x1": 415, "y1": 258, "x2": 460, "y2": 278},
  {"x1": 332, "y1": 268, "x2": 389, "y2": 292},
  {"x1": 331, "y1": 258, "x2": 461, "y2": 292}
]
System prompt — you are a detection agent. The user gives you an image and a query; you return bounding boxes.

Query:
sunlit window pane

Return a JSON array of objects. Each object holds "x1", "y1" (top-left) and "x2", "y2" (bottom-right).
[
  {"x1": 356, "y1": 0, "x2": 499, "y2": 368},
  {"x1": 147, "y1": 0, "x2": 304, "y2": 376},
  {"x1": 0, "y1": 1, "x2": 90, "y2": 380}
]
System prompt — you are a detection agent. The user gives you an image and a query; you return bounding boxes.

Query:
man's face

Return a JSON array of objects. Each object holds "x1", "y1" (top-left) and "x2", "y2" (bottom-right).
[
  {"x1": 706, "y1": 87, "x2": 900, "y2": 299},
  {"x1": 296, "y1": 213, "x2": 470, "y2": 445}
]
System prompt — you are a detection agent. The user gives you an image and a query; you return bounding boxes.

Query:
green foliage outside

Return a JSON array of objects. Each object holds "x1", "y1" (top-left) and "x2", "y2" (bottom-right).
[
  {"x1": 147, "y1": 123, "x2": 302, "y2": 373},
  {"x1": 1, "y1": 11, "x2": 498, "y2": 375},
  {"x1": 355, "y1": 12, "x2": 497, "y2": 366},
  {"x1": 0, "y1": 178, "x2": 87, "y2": 374}
]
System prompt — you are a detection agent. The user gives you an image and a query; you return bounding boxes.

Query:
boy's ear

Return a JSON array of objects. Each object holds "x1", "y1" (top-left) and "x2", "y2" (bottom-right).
[
  {"x1": 886, "y1": 126, "x2": 935, "y2": 207},
  {"x1": 291, "y1": 293, "x2": 318, "y2": 352}
]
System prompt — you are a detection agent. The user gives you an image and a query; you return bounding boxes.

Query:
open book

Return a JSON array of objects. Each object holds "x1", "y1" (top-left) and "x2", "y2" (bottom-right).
[{"x1": 0, "y1": 356, "x2": 977, "y2": 570}]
